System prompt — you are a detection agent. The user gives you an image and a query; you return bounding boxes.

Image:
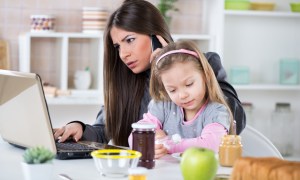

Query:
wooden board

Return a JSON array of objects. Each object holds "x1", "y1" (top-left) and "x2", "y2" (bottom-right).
[{"x1": 0, "y1": 40, "x2": 10, "y2": 69}]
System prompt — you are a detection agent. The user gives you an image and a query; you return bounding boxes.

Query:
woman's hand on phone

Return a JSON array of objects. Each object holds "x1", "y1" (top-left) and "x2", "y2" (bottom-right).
[{"x1": 150, "y1": 35, "x2": 168, "y2": 63}]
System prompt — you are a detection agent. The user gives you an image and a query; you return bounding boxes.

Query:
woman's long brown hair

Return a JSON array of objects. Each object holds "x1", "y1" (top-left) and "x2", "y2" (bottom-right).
[{"x1": 103, "y1": 0, "x2": 173, "y2": 146}]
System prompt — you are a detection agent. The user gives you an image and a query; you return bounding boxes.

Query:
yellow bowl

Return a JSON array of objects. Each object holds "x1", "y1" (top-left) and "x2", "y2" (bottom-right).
[
  {"x1": 91, "y1": 149, "x2": 142, "y2": 178},
  {"x1": 290, "y1": 3, "x2": 300, "y2": 12},
  {"x1": 251, "y1": 2, "x2": 275, "y2": 11}
]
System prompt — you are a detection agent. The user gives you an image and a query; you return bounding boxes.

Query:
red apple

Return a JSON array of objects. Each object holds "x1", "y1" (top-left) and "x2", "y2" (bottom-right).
[{"x1": 180, "y1": 147, "x2": 218, "y2": 180}]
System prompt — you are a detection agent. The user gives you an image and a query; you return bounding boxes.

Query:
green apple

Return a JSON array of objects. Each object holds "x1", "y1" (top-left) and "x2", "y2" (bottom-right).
[{"x1": 180, "y1": 147, "x2": 218, "y2": 180}]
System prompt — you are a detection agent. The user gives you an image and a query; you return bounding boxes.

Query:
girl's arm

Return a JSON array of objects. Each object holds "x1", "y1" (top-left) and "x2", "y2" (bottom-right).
[
  {"x1": 135, "y1": 112, "x2": 163, "y2": 129},
  {"x1": 128, "y1": 112, "x2": 163, "y2": 148},
  {"x1": 166, "y1": 123, "x2": 227, "y2": 154}
]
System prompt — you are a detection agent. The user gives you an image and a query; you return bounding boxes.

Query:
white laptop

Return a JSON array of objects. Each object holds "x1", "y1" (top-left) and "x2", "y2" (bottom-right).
[{"x1": 0, "y1": 70, "x2": 123, "y2": 159}]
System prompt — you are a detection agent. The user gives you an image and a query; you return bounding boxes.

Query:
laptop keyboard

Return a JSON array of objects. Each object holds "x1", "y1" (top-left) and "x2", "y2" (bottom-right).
[{"x1": 56, "y1": 142, "x2": 97, "y2": 151}]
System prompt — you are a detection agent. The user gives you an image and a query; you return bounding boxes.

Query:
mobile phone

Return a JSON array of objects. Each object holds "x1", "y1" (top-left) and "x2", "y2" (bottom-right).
[{"x1": 151, "y1": 34, "x2": 162, "y2": 52}]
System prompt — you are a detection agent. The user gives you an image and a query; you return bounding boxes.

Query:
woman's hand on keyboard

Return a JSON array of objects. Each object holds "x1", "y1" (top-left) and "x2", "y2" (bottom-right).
[{"x1": 53, "y1": 122, "x2": 83, "y2": 143}]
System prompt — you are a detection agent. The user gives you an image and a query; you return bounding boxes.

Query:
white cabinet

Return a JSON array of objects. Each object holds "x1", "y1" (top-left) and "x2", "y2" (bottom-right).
[
  {"x1": 18, "y1": 32, "x2": 217, "y2": 105},
  {"x1": 224, "y1": 10, "x2": 300, "y2": 86},
  {"x1": 19, "y1": 32, "x2": 104, "y2": 105},
  {"x1": 221, "y1": 0, "x2": 300, "y2": 157},
  {"x1": 222, "y1": 7, "x2": 300, "y2": 112}
]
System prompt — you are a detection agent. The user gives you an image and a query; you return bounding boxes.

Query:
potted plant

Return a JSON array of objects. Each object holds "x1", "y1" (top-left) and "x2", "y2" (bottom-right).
[
  {"x1": 21, "y1": 146, "x2": 55, "y2": 180},
  {"x1": 157, "y1": 0, "x2": 179, "y2": 24}
]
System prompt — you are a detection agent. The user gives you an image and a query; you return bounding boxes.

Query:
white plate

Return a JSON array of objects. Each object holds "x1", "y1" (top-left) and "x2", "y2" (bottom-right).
[
  {"x1": 172, "y1": 152, "x2": 219, "y2": 161},
  {"x1": 171, "y1": 153, "x2": 182, "y2": 161}
]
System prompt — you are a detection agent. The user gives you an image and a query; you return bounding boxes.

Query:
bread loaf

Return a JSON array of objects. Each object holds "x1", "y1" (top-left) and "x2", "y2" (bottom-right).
[{"x1": 230, "y1": 157, "x2": 300, "y2": 180}]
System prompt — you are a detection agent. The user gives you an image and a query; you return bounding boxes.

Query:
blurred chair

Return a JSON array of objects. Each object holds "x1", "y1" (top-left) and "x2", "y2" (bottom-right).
[{"x1": 240, "y1": 125, "x2": 283, "y2": 159}]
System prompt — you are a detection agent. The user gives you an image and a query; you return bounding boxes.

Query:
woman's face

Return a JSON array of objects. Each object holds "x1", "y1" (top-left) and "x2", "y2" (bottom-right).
[{"x1": 110, "y1": 26, "x2": 152, "y2": 74}]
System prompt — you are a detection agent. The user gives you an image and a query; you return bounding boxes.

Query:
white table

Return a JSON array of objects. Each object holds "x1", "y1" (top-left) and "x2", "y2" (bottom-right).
[{"x1": 0, "y1": 137, "x2": 232, "y2": 180}]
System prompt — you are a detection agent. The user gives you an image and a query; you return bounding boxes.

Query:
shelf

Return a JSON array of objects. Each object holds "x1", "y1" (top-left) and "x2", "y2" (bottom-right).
[
  {"x1": 233, "y1": 84, "x2": 300, "y2": 91},
  {"x1": 46, "y1": 96, "x2": 102, "y2": 105},
  {"x1": 225, "y1": 10, "x2": 300, "y2": 18},
  {"x1": 18, "y1": 32, "x2": 104, "y2": 93},
  {"x1": 224, "y1": 1, "x2": 300, "y2": 156},
  {"x1": 45, "y1": 90, "x2": 102, "y2": 105},
  {"x1": 19, "y1": 32, "x2": 216, "y2": 105},
  {"x1": 21, "y1": 32, "x2": 104, "y2": 38}
]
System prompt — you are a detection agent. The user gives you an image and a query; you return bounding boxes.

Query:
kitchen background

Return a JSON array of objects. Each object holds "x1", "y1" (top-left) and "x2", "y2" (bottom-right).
[
  {"x1": 0, "y1": 0, "x2": 205, "y2": 70},
  {"x1": 1, "y1": 0, "x2": 300, "y2": 159}
]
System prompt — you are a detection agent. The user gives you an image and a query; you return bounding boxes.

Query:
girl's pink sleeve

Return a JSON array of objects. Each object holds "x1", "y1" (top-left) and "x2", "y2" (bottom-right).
[
  {"x1": 128, "y1": 112, "x2": 163, "y2": 148},
  {"x1": 167, "y1": 123, "x2": 227, "y2": 154}
]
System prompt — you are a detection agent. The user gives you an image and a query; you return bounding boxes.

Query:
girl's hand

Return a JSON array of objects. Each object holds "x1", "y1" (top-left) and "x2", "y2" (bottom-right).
[
  {"x1": 155, "y1": 129, "x2": 167, "y2": 139},
  {"x1": 155, "y1": 143, "x2": 168, "y2": 159},
  {"x1": 154, "y1": 129, "x2": 168, "y2": 159}
]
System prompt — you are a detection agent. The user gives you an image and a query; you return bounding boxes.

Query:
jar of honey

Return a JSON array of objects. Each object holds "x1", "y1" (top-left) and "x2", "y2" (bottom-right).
[
  {"x1": 131, "y1": 123, "x2": 156, "y2": 169},
  {"x1": 128, "y1": 167, "x2": 148, "y2": 180},
  {"x1": 219, "y1": 135, "x2": 242, "y2": 167}
]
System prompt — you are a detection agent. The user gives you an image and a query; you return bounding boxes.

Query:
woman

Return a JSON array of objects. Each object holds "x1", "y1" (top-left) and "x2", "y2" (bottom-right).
[{"x1": 54, "y1": 0, "x2": 245, "y2": 147}]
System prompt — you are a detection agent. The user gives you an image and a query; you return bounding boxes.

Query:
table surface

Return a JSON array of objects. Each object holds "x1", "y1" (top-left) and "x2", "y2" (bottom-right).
[{"x1": 0, "y1": 137, "x2": 232, "y2": 180}]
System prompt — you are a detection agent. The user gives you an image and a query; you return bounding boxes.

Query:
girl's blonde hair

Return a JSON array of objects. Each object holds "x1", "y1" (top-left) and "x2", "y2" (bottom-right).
[{"x1": 150, "y1": 40, "x2": 234, "y2": 134}]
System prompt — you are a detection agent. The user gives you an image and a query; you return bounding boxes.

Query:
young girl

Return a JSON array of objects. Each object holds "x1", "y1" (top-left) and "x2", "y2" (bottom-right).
[{"x1": 129, "y1": 40, "x2": 234, "y2": 158}]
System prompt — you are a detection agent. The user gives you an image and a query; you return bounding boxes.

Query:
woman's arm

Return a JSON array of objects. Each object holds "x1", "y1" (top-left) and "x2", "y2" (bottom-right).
[
  {"x1": 204, "y1": 52, "x2": 246, "y2": 134},
  {"x1": 166, "y1": 123, "x2": 227, "y2": 154},
  {"x1": 80, "y1": 105, "x2": 109, "y2": 143}
]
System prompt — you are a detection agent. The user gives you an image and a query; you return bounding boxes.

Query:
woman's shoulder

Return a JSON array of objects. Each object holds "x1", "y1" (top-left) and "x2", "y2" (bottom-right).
[
  {"x1": 203, "y1": 52, "x2": 227, "y2": 81},
  {"x1": 203, "y1": 52, "x2": 220, "y2": 62}
]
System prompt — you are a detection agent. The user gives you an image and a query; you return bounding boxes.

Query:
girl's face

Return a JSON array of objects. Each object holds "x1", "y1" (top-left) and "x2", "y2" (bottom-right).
[
  {"x1": 110, "y1": 26, "x2": 152, "y2": 74},
  {"x1": 161, "y1": 61, "x2": 207, "y2": 117}
]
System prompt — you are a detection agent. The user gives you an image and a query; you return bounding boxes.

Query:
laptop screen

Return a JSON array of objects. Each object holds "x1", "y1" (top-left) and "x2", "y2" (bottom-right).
[{"x1": 0, "y1": 70, "x2": 57, "y2": 153}]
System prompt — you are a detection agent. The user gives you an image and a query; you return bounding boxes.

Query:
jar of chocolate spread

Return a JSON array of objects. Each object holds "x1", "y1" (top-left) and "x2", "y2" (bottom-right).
[{"x1": 131, "y1": 123, "x2": 156, "y2": 169}]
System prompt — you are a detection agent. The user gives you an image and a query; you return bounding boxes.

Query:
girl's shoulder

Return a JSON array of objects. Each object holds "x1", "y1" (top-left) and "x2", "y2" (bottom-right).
[
  {"x1": 148, "y1": 100, "x2": 177, "y2": 111},
  {"x1": 206, "y1": 101, "x2": 226, "y2": 107},
  {"x1": 204, "y1": 101, "x2": 229, "y2": 114},
  {"x1": 147, "y1": 100, "x2": 178, "y2": 123},
  {"x1": 202, "y1": 101, "x2": 231, "y2": 130}
]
